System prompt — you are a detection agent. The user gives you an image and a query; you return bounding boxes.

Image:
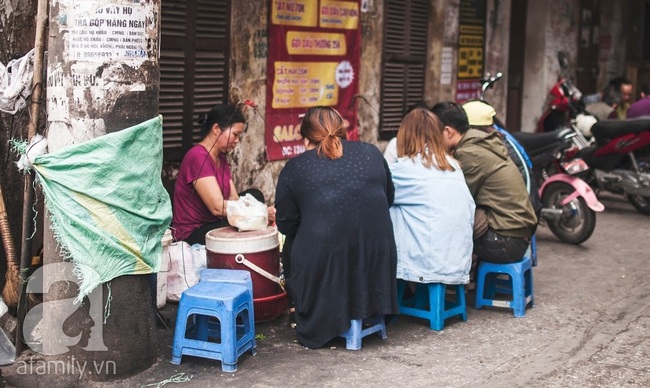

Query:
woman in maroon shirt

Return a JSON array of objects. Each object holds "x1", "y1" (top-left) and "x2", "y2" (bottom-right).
[{"x1": 171, "y1": 104, "x2": 275, "y2": 244}]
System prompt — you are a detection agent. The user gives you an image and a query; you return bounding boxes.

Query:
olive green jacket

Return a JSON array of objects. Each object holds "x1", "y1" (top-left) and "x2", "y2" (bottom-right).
[{"x1": 455, "y1": 129, "x2": 537, "y2": 239}]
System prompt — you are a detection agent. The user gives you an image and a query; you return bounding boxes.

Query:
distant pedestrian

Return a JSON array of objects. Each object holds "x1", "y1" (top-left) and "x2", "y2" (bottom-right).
[
  {"x1": 608, "y1": 77, "x2": 634, "y2": 119},
  {"x1": 626, "y1": 83, "x2": 650, "y2": 119}
]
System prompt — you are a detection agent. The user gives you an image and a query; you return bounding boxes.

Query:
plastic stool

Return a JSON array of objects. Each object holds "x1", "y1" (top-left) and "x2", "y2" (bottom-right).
[
  {"x1": 530, "y1": 234, "x2": 538, "y2": 267},
  {"x1": 338, "y1": 316, "x2": 387, "y2": 350},
  {"x1": 171, "y1": 281, "x2": 256, "y2": 372},
  {"x1": 200, "y1": 268, "x2": 254, "y2": 299},
  {"x1": 199, "y1": 269, "x2": 255, "y2": 335},
  {"x1": 397, "y1": 280, "x2": 467, "y2": 331},
  {"x1": 474, "y1": 256, "x2": 534, "y2": 318}
]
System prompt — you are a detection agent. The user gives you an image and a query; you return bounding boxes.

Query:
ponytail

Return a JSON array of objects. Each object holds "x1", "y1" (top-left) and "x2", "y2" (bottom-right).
[{"x1": 300, "y1": 106, "x2": 347, "y2": 159}]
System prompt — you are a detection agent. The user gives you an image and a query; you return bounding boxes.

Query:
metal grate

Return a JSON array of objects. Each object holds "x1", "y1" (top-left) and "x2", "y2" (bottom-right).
[
  {"x1": 160, "y1": 0, "x2": 230, "y2": 160},
  {"x1": 380, "y1": 0, "x2": 429, "y2": 138}
]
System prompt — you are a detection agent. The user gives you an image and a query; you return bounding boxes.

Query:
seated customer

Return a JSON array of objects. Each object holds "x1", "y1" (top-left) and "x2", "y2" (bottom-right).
[
  {"x1": 389, "y1": 109, "x2": 475, "y2": 285},
  {"x1": 275, "y1": 106, "x2": 398, "y2": 349},
  {"x1": 431, "y1": 102, "x2": 537, "y2": 264},
  {"x1": 461, "y1": 100, "x2": 543, "y2": 220},
  {"x1": 172, "y1": 104, "x2": 275, "y2": 245}
]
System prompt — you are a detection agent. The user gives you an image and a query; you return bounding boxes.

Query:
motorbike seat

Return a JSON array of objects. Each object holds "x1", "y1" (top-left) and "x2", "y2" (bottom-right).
[
  {"x1": 510, "y1": 128, "x2": 573, "y2": 155},
  {"x1": 591, "y1": 118, "x2": 650, "y2": 146}
]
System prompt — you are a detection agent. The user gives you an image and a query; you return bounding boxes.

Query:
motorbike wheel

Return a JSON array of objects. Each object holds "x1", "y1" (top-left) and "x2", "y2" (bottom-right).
[
  {"x1": 626, "y1": 156, "x2": 650, "y2": 215},
  {"x1": 542, "y1": 181, "x2": 596, "y2": 244}
]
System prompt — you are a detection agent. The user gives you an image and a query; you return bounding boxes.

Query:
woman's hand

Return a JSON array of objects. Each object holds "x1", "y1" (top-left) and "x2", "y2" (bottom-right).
[{"x1": 267, "y1": 205, "x2": 277, "y2": 225}]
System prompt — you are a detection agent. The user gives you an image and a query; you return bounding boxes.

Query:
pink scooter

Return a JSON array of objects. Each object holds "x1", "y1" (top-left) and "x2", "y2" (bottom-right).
[{"x1": 511, "y1": 128, "x2": 604, "y2": 244}]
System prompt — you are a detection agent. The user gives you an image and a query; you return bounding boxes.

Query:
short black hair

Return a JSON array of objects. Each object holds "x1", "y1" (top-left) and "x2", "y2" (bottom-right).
[
  {"x1": 609, "y1": 76, "x2": 632, "y2": 90},
  {"x1": 430, "y1": 102, "x2": 471, "y2": 134}
]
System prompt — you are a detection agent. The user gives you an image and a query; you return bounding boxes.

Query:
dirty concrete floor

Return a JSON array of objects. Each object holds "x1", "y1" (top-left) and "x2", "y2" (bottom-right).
[{"x1": 2, "y1": 192, "x2": 649, "y2": 387}]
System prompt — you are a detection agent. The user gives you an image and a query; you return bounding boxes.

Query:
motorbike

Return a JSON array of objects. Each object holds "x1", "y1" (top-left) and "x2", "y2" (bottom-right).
[
  {"x1": 536, "y1": 51, "x2": 597, "y2": 138},
  {"x1": 567, "y1": 118, "x2": 650, "y2": 215},
  {"x1": 478, "y1": 72, "x2": 603, "y2": 244}
]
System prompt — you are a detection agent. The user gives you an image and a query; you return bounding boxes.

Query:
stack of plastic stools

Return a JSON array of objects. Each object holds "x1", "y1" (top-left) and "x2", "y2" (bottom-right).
[
  {"x1": 474, "y1": 255, "x2": 534, "y2": 318},
  {"x1": 338, "y1": 316, "x2": 387, "y2": 350},
  {"x1": 396, "y1": 279, "x2": 467, "y2": 331},
  {"x1": 171, "y1": 279, "x2": 256, "y2": 372}
]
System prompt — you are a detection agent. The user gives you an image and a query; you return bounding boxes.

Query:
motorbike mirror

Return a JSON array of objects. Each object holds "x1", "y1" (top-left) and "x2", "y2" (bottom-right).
[{"x1": 557, "y1": 51, "x2": 570, "y2": 70}]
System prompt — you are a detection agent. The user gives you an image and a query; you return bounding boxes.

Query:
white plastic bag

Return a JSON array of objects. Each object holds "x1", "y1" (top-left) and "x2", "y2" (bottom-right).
[
  {"x1": 227, "y1": 193, "x2": 268, "y2": 231},
  {"x1": 575, "y1": 113, "x2": 597, "y2": 138},
  {"x1": 166, "y1": 242, "x2": 207, "y2": 302}
]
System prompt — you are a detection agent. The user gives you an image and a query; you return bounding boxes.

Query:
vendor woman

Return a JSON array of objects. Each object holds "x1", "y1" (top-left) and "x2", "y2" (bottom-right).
[{"x1": 171, "y1": 104, "x2": 276, "y2": 245}]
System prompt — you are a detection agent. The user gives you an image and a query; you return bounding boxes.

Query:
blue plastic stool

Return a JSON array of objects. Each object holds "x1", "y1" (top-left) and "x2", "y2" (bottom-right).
[
  {"x1": 474, "y1": 256, "x2": 534, "y2": 318},
  {"x1": 396, "y1": 280, "x2": 467, "y2": 331},
  {"x1": 199, "y1": 269, "x2": 256, "y2": 337},
  {"x1": 200, "y1": 268, "x2": 254, "y2": 299},
  {"x1": 338, "y1": 316, "x2": 387, "y2": 350},
  {"x1": 530, "y1": 234, "x2": 538, "y2": 267},
  {"x1": 171, "y1": 281, "x2": 256, "y2": 372}
]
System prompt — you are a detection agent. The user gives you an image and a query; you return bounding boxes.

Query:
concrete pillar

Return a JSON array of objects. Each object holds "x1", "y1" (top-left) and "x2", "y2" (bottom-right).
[{"x1": 36, "y1": 0, "x2": 160, "y2": 383}]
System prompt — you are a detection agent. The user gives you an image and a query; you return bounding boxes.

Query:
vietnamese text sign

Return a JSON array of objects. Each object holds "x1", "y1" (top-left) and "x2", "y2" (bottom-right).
[
  {"x1": 266, "y1": 0, "x2": 361, "y2": 161},
  {"x1": 458, "y1": 0, "x2": 485, "y2": 80},
  {"x1": 68, "y1": 2, "x2": 155, "y2": 64}
]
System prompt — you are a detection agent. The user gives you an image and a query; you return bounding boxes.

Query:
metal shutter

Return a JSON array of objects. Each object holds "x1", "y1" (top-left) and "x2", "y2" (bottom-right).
[
  {"x1": 380, "y1": 0, "x2": 429, "y2": 138},
  {"x1": 160, "y1": 0, "x2": 230, "y2": 161}
]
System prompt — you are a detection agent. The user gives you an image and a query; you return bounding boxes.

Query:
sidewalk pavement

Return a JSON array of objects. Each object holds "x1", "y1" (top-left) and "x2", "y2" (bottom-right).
[{"x1": 2, "y1": 193, "x2": 649, "y2": 387}]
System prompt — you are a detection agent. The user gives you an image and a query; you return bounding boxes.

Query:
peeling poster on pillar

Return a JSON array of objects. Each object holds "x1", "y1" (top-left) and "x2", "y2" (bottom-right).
[
  {"x1": 69, "y1": 2, "x2": 157, "y2": 64},
  {"x1": 265, "y1": 0, "x2": 362, "y2": 161}
]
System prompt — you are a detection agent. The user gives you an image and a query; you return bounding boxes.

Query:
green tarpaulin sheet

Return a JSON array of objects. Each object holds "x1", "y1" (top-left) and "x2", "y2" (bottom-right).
[{"x1": 31, "y1": 116, "x2": 172, "y2": 302}]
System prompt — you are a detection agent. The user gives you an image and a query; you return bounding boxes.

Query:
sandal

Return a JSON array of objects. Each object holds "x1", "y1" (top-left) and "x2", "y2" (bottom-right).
[{"x1": 288, "y1": 308, "x2": 297, "y2": 329}]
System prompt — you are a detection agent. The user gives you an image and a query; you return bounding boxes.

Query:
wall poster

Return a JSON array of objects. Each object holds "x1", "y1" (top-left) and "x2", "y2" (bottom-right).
[
  {"x1": 456, "y1": 0, "x2": 486, "y2": 103},
  {"x1": 265, "y1": 0, "x2": 361, "y2": 161}
]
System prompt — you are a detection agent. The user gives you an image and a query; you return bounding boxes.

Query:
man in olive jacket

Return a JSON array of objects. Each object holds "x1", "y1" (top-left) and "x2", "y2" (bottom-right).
[{"x1": 431, "y1": 102, "x2": 537, "y2": 263}]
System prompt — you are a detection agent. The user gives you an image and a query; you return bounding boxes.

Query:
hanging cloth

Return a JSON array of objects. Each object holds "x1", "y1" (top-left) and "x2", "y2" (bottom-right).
[
  {"x1": 0, "y1": 49, "x2": 35, "y2": 114},
  {"x1": 28, "y1": 116, "x2": 172, "y2": 303}
]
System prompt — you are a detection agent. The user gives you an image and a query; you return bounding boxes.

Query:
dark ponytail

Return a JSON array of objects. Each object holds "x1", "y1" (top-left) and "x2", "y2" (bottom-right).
[{"x1": 198, "y1": 104, "x2": 246, "y2": 138}]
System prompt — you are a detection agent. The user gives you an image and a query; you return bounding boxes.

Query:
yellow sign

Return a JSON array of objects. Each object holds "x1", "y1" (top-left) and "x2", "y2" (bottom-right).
[
  {"x1": 272, "y1": 62, "x2": 339, "y2": 109},
  {"x1": 460, "y1": 25, "x2": 484, "y2": 34},
  {"x1": 319, "y1": 1, "x2": 359, "y2": 30},
  {"x1": 458, "y1": 47, "x2": 483, "y2": 78},
  {"x1": 271, "y1": 0, "x2": 318, "y2": 27},
  {"x1": 460, "y1": 34, "x2": 484, "y2": 47},
  {"x1": 286, "y1": 31, "x2": 347, "y2": 55}
]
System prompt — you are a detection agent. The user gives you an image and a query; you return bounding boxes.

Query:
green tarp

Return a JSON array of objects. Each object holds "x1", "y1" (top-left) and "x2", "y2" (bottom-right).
[{"x1": 31, "y1": 116, "x2": 172, "y2": 302}]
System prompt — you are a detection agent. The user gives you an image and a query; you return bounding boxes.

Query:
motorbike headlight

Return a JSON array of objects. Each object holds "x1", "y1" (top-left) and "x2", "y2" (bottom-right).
[{"x1": 563, "y1": 159, "x2": 590, "y2": 174}]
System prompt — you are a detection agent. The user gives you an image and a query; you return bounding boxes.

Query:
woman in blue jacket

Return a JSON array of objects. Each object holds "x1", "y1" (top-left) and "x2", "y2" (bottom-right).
[{"x1": 389, "y1": 108, "x2": 475, "y2": 285}]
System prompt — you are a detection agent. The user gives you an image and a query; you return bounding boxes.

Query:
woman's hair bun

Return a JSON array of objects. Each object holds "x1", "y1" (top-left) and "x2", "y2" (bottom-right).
[{"x1": 197, "y1": 113, "x2": 207, "y2": 125}]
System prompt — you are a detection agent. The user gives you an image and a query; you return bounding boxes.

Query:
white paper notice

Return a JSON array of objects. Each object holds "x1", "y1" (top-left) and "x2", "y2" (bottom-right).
[
  {"x1": 440, "y1": 47, "x2": 453, "y2": 85},
  {"x1": 69, "y1": 3, "x2": 153, "y2": 64}
]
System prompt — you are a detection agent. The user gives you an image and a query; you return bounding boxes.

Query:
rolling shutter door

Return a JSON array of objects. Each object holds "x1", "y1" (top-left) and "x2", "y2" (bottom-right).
[
  {"x1": 160, "y1": 0, "x2": 230, "y2": 161},
  {"x1": 380, "y1": 0, "x2": 429, "y2": 138}
]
